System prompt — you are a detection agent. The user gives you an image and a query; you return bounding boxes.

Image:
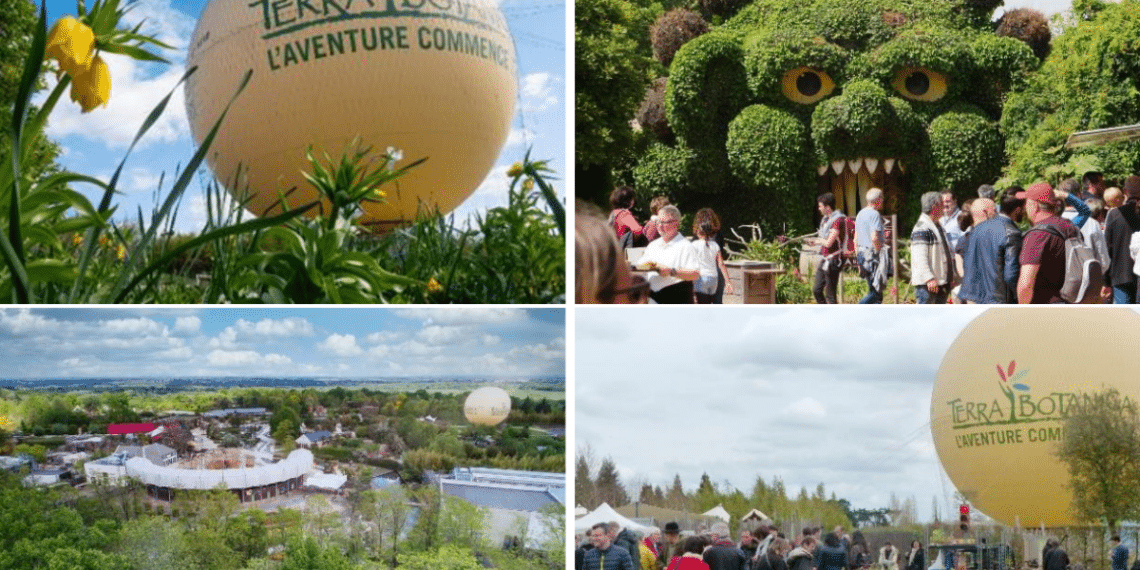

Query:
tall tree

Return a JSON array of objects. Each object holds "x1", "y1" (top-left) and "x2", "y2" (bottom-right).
[
  {"x1": 575, "y1": 453, "x2": 597, "y2": 509},
  {"x1": 575, "y1": 0, "x2": 654, "y2": 204},
  {"x1": 666, "y1": 474, "x2": 687, "y2": 511},
  {"x1": 596, "y1": 457, "x2": 630, "y2": 507},
  {"x1": 1057, "y1": 387, "x2": 1140, "y2": 533}
]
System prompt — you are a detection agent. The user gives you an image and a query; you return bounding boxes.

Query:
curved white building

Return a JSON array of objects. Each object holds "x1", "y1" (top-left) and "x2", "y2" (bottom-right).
[{"x1": 126, "y1": 449, "x2": 313, "y2": 502}]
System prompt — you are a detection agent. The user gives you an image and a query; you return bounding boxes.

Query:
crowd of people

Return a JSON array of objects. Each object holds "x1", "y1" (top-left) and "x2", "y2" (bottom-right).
[
  {"x1": 576, "y1": 521, "x2": 926, "y2": 570},
  {"x1": 900, "y1": 171, "x2": 1140, "y2": 304},
  {"x1": 576, "y1": 187, "x2": 733, "y2": 304},
  {"x1": 578, "y1": 170, "x2": 1140, "y2": 304}
]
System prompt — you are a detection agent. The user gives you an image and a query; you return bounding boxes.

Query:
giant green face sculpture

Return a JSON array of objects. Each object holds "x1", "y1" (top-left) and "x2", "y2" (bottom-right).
[{"x1": 644, "y1": 0, "x2": 1039, "y2": 233}]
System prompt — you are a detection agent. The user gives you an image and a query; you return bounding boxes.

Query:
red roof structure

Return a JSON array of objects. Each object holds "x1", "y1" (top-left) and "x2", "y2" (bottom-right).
[{"x1": 108, "y1": 423, "x2": 157, "y2": 435}]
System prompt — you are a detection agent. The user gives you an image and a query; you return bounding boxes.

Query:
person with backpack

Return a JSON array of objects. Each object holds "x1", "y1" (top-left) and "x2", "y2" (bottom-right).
[
  {"x1": 608, "y1": 186, "x2": 647, "y2": 249},
  {"x1": 1103, "y1": 176, "x2": 1140, "y2": 303},
  {"x1": 1017, "y1": 182, "x2": 1096, "y2": 303},
  {"x1": 910, "y1": 191, "x2": 957, "y2": 304},
  {"x1": 812, "y1": 192, "x2": 848, "y2": 304}
]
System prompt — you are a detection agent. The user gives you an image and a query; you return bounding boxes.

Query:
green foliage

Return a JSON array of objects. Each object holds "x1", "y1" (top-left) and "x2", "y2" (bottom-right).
[
  {"x1": 665, "y1": 31, "x2": 748, "y2": 149},
  {"x1": 743, "y1": 32, "x2": 849, "y2": 109},
  {"x1": 1002, "y1": 0, "x2": 1140, "y2": 186},
  {"x1": 928, "y1": 108, "x2": 1003, "y2": 192},
  {"x1": 726, "y1": 105, "x2": 814, "y2": 228},
  {"x1": 1057, "y1": 387, "x2": 1140, "y2": 531},
  {"x1": 576, "y1": 0, "x2": 655, "y2": 170},
  {"x1": 280, "y1": 536, "x2": 353, "y2": 570},
  {"x1": 398, "y1": 544, "x2": 485, "y2": 570}
]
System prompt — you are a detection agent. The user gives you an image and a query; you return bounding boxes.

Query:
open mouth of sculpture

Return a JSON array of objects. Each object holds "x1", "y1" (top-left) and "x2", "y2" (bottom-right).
[{"x1": 816, "y1": 156, "x2": 909, "y2": 216}]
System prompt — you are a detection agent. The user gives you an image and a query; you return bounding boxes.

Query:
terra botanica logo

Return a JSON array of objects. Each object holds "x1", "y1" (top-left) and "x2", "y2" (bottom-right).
[{"x1": 943, "y1": 360, "x2": 1087, "y2": 449}]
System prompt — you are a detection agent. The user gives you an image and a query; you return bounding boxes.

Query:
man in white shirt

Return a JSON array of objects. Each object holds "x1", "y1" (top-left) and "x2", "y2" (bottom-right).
[{"x1": 635, "y1": 205, "x2": 699, "y2": 303}]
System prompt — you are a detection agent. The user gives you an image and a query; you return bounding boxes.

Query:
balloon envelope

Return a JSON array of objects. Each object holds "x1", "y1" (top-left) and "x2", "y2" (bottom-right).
[
  {"x1": 185, "y1": 0, "x2": 517, "y2": 231},
  {"x1": 464, "y1": 386, "x2": 511, "y2": 426},
  {"x1": 931, "y1": 308, "x2": 1140, "y2": 527}
]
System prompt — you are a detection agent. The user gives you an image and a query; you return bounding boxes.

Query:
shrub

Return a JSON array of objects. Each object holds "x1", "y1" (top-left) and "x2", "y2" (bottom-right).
[{"x1": 651, "y1": 9, "x2": 709, "y2": 67}]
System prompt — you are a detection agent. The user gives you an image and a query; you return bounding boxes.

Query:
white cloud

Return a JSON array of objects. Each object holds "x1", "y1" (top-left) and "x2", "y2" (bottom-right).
[
  {"x1": 235, "y1": 317, "x2": 315, "y2": 337},
  {"x1": 506, "y1": 127, "x2": 536, "y2": 149},
  {"x1": 173, "y1": 316, "x2": 201, "y2": 335},
  {"x1": 482, "y1": 334, "x2": 500, "y2": 345},
  {"x1": 156, "y1": 346, "x2": 193, "y2": 359},
  {"x1": 366, "y1": 331, "x2": 401, "y2": 344},
  {"x1": 126, "y1": 167, "x2": 164, "y2": 193},
  {"x1": 211, "y1": 317, "x2": 315, "y2": 349},
  {"x1": 206, "y1": 349, "x2": 291, "y2": 367},
  {"x1": 103, "y1": 317, "x2": 166, "y2": 336},
  {"x1": 319, "y1": 333, "x2": 363, "y2": 357},
  {"x1": 417, "y1": 325, "x2": 465, "y2": 345},
  {"x1": 0, "y1": 309, "x2": 55, "y2": 334},
  {"x1": 521, "y1": 72, "x2": 551, "y2": 98},
  {"x1": 397, "y1": 308, "x2": 526, "y2": 326}
]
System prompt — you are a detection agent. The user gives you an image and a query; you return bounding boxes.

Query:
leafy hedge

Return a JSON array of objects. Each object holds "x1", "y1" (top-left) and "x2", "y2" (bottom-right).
[
  {"x1": 743, "y1": 32, "x2": 849, "y2": 111},
  {"x1": 727, "y1": 104, "x2": 811, "y2": 189},
  {"x1": 929, "y1": 106, "x2": 1003, "y2": 192},
  {"x1": 665, "y1": 30, "x2": 748, "y2": 149}
]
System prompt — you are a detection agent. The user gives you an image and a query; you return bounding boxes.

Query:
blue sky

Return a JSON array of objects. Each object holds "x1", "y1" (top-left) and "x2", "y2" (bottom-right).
[
  {"x1": 0, "y1": 307, "x2": 565, "y2": 378},
  {"x1": 38, "y1": 0, "x2": 565, "y2": 233}
]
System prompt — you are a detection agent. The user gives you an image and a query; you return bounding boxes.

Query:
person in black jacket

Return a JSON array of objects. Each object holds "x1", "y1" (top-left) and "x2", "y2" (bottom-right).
[
  {"x1": 905, "y1": 540, "x2": 925, "y2": 570},
  {"x1": 788, "y1": 537, "x2": 817, "y2": 570},
  {"x1": 610, "y1": 522, "x2": 643, "y2": 570},
  {"x1": 819, "y1": 533, "x2": 850, "y2": 570},
  {"x1": 1044, "y1": 538, "x2": 1070, "y2": 570},
  {"x1": 755, "y1": 538, "x2": 790, "y2": 570},
  {"x1": 1103, "y1": 176, "x2": 1140, "y2": 303}
]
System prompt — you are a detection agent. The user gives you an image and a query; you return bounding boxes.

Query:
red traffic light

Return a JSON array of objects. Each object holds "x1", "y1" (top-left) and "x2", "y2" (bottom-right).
[{"x1": 960, "y1": 504, "x2": 970, "y2": 515}]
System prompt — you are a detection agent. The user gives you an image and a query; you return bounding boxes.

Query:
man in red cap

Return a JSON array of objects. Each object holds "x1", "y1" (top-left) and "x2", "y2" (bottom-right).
[{"x1": 1016, "y1": 182, "x2": 1081, "y2": 303}]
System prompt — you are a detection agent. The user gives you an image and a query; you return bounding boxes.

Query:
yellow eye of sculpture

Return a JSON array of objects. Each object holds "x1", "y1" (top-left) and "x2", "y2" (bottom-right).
[
  {"x1": 891, "y1": 66, "x2": 948, "y2": 102},
  {"x1": 781, "y1": 66, "x2": 835, "y2": 104}
]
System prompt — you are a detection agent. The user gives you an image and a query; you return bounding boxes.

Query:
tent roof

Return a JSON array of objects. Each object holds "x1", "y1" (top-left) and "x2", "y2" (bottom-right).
[
  {"x1": 574, "y1": 502, "x2": 652, "y2": 534},
  {"x1": 742, "y1": 508, "x2": 770, "y2": 521},
  {"x1": 613, "y1": 503, "x2": 720, "y2": 530},
  {"x1": 703, "y1": 504, "x2": 732, "y2": 522}
]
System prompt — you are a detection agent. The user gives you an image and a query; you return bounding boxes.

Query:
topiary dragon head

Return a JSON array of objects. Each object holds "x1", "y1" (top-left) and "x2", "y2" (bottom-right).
[{"x1": 634, "y1": 0, "x2": 1043, "y2": 235}]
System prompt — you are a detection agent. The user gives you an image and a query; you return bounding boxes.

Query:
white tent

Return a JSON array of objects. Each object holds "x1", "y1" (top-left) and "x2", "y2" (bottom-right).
[
  {"x1": 576, "y1": 505, "x2": 589, "y2": 516},
  {"x1": 575, "y1": 502, "x2": 653, "y2": 534},
  {"x1": 703, "y1": 504, "x2": 732, "y2": 522},
  {"x1": 741, "y1": 508, "x2": 770, "y2": 522}
]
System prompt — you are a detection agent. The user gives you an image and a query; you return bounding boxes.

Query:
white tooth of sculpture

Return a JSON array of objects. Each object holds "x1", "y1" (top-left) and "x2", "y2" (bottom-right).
[
  {"x1": 884, "y1": 158, "x2": 896, "y2": 174},
  {"x1": 865, "y1": 157, "x2": 879, "y2": 174},
  {"x1": 818, "y1": 164, "x2": 829, "y2": 176},
  {"x1": 848, "y1": 158, "x2": 862, "y2": 174},
  {"x1": 898, "y1": 160, "x2": 906, "y2": 173},
  {"x1": 831, "y1": 160, "x2": 845, "y2": 175}
]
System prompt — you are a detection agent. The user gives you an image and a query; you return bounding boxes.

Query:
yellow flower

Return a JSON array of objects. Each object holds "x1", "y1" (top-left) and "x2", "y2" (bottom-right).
[
  {"x1": 522, "y1": 178, "x2": 534, "y2": 191},
  {"x1": 69, "y1": 55, "x2": 111, "y2": 113},
  {"x1": 115, "y1": 244, "x2": 126, "y2": 261},
  {"x1": 45, "y1": 16, "x2": 96, "y2": 77},
  {"x1": 506, "y1": 162, "x2": 524, "y2": 178},
  {"x1": 71, "y1": 233, "x2": 83, "y2": 248},
  {"x1": 427, "y1": 277, "x2": 443, "y2": 292},
  {"x1": 98, "y1": 233, "x2": 111, "y2": 248}
]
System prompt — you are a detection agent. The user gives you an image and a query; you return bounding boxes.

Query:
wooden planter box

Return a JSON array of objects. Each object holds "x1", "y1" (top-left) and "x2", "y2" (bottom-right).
[{"x1": 724, "y1": 260, "x2": 783, "y2": 304}]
